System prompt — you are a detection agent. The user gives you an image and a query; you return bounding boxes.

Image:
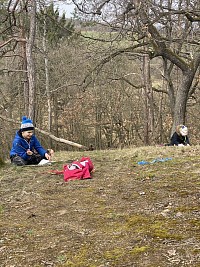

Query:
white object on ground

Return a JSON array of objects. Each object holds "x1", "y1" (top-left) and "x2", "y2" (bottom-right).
[
  {"x1": 178, "y1": 144, "x2": 184, "y2": 146},
  {"x1": 38, "y1": 159, "x2": 51, "y2": 166}
]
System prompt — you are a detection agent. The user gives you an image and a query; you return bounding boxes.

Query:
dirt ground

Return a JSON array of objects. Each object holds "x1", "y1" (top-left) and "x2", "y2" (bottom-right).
[{"x1": 0, "y1": 146, "x2": 200, "y2": 267}]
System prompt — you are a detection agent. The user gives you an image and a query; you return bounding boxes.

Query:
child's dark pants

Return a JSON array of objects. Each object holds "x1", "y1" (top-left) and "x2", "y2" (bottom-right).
[{"x1": 10, "y1": 153, "x2": 43, "y2": 166}]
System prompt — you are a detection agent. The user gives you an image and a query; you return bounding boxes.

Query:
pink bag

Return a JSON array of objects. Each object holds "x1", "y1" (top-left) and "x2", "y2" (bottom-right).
[
  {"x1": 51, "y1": 157, "x2": 94, "y2": 182},
  {"x1": 63, "y1": 157, "x2": 94, "y2": 182}
]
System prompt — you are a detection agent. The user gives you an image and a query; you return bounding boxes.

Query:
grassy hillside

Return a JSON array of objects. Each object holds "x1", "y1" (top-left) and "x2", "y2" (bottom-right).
[{"x1": 0, "y1": 146, "x2": 200, "y2": 267}]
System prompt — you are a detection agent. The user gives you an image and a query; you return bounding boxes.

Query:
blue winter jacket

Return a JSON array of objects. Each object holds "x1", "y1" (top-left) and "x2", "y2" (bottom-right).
[{"x1": 10, "y1": 131, "x2": 47, "y2": 160}]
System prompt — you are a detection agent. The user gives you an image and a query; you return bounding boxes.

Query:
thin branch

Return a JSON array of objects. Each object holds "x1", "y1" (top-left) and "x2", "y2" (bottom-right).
[
  {"x1": 0, "y1": 37, "x2": 26, "y2": 49},
  {"x1": 71, "y1": 0, "x2": 111, "y2": 16},
  {"x1": 81, "y1": 42, "x2": 149, "y2": 90},
  {"x1": 0, "y1": 69, "x2": 27, "y2": 73}
]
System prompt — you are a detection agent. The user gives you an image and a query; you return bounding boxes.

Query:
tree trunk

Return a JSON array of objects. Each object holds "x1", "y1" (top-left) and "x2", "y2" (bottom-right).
[
  {"x1": 22, "y1": 33, "x2": 29, "y2": 115},
  {"x1": 171, "y1": 69, "x2": 196, "y2": 134},
  {"x1": 142, "y1": 52, "x2": 154, "y2": 145},
  {"x1": 43, "y1": 7, "x2": 52, "y2": 146},
  {"x1": 95, "y1": 105, "x2": 102, "y2": 149},
  {"x1": 26, "y1": 0, "x2": 36, "y2": 121}
]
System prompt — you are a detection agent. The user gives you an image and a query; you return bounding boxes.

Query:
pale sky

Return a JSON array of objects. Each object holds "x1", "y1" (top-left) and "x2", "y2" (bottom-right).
[{"x1": 55, "y1": 2, "x2": 75, "y2": 18}]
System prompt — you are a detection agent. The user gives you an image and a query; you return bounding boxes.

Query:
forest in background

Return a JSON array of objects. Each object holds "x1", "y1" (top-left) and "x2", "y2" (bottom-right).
[{"x1": 0, "y1": 0, "x2": 199, "y2": 159}]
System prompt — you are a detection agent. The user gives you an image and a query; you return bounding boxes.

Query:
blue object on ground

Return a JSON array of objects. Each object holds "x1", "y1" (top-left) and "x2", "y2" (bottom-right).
[
  {"x1": 137, "y1": 161, "x2": 149, "y2": 165},
  {"x1": 150, "y1": 158, "x2": 172, "y2": 163},
  {"x1": 137, "y1": 157, "x2": 172, "y2": 165}
]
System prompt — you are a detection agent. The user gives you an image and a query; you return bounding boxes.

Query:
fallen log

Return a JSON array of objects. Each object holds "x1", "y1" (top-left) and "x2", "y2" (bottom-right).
[{"x1": 0, "y1": 115, "x2": 88, "y2": 150}]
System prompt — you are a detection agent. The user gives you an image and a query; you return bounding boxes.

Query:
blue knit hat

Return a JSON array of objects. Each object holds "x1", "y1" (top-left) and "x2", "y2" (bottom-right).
[{"x1": 20, "y1": 116, "x2": 34, "y2": 132}]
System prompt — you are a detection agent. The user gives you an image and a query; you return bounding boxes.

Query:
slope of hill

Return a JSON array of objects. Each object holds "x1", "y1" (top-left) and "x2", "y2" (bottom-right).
[{"x1": 0, "y1": 146, "x2": 199, "y2": 266}]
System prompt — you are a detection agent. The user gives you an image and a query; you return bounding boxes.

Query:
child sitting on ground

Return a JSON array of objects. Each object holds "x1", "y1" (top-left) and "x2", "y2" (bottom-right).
[
  {"x1": 170, "y1": 125, "x2": 190, "y2": 146},
  {"x1": 10, "y1": 116, "x2": 54, "y2": 166}
]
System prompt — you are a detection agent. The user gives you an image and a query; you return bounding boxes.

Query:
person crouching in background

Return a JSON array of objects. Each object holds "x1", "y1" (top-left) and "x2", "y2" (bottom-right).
[
  {"x1": 170, "y1": 125, "x2": 190, "y2": 146},
  {"x1": 10, "y1": 116, "x2": 54, "y2": 166}
]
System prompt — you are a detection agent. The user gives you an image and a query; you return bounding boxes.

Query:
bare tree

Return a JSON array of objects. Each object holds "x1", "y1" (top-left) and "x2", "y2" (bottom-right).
[
  {"x1": 72, "y1": 0, "x2": 200, "y2": 134},
  {"x1": 0, "y1": 0, "x2": 37, "y2": 121}
]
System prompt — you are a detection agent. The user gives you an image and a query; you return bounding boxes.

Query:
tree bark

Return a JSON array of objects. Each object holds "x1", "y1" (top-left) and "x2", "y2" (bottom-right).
[
  {"x1": 42, "y1": 7, "x2": 52, "y2": 145},
  {"x1": 172, "y1": 68, "x2": 199, "y2": 133},
  {"x1": 142, "y1": 52, "x2": 154, "y2": 144},
  {"x1": 26, "y1": 0, "x2": 36, "y2": 121}
]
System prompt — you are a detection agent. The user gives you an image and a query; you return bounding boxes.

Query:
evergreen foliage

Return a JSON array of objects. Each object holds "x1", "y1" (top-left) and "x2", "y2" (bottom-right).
[{"x1": 38, "y1": 3, "x2": 75, "y2": 47}]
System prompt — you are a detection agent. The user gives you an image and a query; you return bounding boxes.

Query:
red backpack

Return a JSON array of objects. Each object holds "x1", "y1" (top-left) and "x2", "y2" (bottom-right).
[{"x1": 51, "y1": 157, "x2": 94, "y2": 182}]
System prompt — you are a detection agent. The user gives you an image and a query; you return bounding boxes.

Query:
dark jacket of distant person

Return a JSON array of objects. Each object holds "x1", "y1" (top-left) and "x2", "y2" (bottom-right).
[{"x1": 170, "y1": 125, "x2": 190, "y2": 146}]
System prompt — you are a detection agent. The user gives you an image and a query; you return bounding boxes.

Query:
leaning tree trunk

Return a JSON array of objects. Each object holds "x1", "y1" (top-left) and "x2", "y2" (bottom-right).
[
  {"x1": 0, "y1": 115, "x2": 88, "y2": 150},
  {"x1": 26, "y1": 0, "x2": 36, "y2": 121},
  {"x1": 171, "y1": 68, "x2": 198, "y2": 134}
]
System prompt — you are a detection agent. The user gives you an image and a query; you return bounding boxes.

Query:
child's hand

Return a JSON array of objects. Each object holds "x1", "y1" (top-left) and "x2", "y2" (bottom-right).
[
  {"x1": 27, "y1": 149, "x2": 33, "y2": 155},
  {"x1": 45, "y1": 153, "x2": 51, "y2": 161},
  {"x1": 47, "y1": 149, "x2": 54, "y2": 157},
  {"x1": 45, "y1": 149, "x2": 54, "y2": 161}
]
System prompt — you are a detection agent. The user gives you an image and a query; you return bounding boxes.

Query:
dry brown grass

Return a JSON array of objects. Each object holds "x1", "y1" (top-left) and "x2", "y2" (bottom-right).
[{"x1": 0, "y1": 145, "x2": 200, "y2": 266}]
